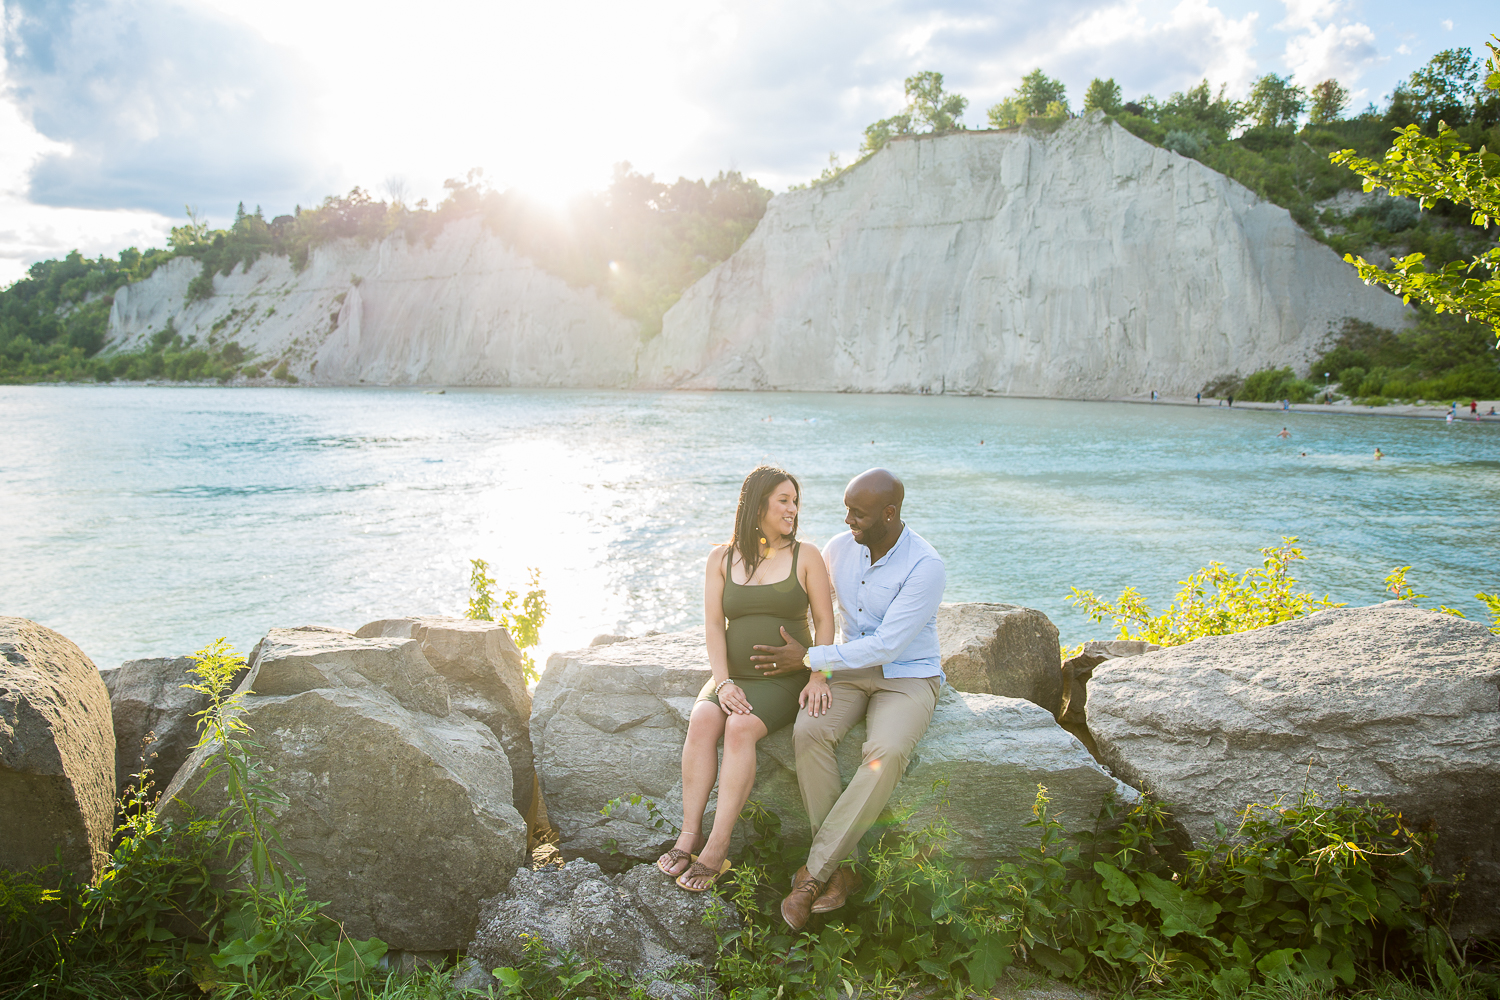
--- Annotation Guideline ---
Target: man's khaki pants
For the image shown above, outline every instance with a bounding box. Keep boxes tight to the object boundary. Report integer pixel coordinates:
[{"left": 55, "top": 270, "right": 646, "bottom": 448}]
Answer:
[{"left": 792, "top": 666, "right": 941, "bottom": 882}]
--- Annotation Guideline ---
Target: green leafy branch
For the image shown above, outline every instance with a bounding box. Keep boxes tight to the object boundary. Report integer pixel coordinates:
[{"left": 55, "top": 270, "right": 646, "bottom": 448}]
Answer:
[
  {"left": 1330, "top": 36, "right": 1500, "bottom": 345},
  {"left": 467, "top": 558, "right": 549, "bottom": 682},
  {"left": 1066, "top": 537, "right": 1343, "bottom": 647}
]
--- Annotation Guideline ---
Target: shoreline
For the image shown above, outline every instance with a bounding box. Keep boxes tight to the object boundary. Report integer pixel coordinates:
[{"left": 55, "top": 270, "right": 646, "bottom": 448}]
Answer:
[
  {"left": 9, "top": 380, "right": 1500, "bottom": 425},
  {"left": 1108, "top": 393, "right": 1500, "bottom": 423}
]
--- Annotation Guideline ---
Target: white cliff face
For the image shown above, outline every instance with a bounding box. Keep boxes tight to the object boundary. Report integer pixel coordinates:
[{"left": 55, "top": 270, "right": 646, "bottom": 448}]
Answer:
[
  {"left": 106, "top": 218, "right": 638, "bottom": 386},
  {"left": 637, "top": 115, "right": 1412, "bottom": 396},
  {"left": 105, "top": 119, "right": 1409, "bottom": 393}
]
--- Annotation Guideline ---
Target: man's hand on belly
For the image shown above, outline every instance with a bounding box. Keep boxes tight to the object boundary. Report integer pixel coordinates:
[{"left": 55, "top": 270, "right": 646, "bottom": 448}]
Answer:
[{"left": 750, "top": 627, "right": 809, "bottom": 677}]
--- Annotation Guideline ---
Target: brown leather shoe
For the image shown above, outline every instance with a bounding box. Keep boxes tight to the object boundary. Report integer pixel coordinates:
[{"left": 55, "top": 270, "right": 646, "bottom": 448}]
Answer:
[
  {"left": 811, "top": 864, "right": 862, "bottom": 913},
  {"left": 780, "top": 866, "right": 825, "bottom": 931}
]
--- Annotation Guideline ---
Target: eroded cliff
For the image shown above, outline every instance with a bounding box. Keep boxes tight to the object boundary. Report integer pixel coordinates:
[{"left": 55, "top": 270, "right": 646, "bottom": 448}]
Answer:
[
  {"left": 104, "top": 116, "right": 1411, "bottom": 394},
  {"left": 637, "top": 115, "right": 1412, "bottom": 395},
  {"left": 106, "top": 217, "right": 638, "bottom": 386}
]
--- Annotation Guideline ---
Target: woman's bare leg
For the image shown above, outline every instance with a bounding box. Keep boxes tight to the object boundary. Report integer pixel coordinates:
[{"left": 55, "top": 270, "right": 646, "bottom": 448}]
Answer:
[
  {"left": 663, "top": 701, "right": 726, "bottom": 874},
  {"left": 680, "top": 711, "right": 767, "bottom": 888}
]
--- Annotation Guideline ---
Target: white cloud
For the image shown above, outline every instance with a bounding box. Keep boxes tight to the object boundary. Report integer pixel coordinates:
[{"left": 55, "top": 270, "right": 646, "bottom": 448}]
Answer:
[
  {"left": 0, "top": 19, "right": 170, "bottom": 287},
  {"left": 1397, "top": 43, "right": 1412, "bottom": 55},
  {"left": 1042, "top": 0, "right": 1262, "bottom": 96},
  {"left": 1441, "top": 18, "right": 1453, "bottom": 30},
  {"left": 4, "top": 0, "right": 330, "bottom": 219},
  {"left": 1282, "top": 20, "right": 1380, "bottom": 84},
  {"left": 1274, "top": 0, "right": 1382, "bottom": 86}
]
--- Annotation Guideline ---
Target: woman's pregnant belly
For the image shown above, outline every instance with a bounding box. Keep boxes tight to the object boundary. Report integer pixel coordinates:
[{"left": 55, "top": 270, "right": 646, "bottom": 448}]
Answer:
[{"left": 726, "top": 614, "right": 813, "bottom": 677}]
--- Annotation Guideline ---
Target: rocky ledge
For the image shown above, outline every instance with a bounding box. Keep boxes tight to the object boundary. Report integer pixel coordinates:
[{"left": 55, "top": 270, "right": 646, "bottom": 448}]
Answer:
[{"left": 3, "top": 598, "right": 1497, "bottom": 959}]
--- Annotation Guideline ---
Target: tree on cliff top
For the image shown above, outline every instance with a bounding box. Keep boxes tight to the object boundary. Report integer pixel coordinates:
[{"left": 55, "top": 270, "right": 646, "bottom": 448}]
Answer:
[
  {"left": 987, "top": 69, "right": 1069, "bottom": 128},
  {"left": 1332, "top": 36, "right": 1500, "bottom": 345},
  {"left": 1309, "top": 79, "right": 1351, "bottom": 124},
  {"left": 1244, "top": 73, "right": 1307, "bottom": 129},
  {"left": 1083, "top": 77, "right": 1122, "bottom": 115},
  {"left": 861, "top": 71, "right": 969, "bottom": 154}
]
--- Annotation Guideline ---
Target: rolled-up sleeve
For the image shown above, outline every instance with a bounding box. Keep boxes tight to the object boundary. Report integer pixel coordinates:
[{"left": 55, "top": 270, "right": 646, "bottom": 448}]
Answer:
[{"left": 809, "top": 555, "right": 946, "bottom": 672}]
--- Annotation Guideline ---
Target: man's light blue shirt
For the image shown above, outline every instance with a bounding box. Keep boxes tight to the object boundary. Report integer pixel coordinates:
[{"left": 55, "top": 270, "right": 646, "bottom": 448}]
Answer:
[{"left": 807, "top": 525, "right": 946, "bottom": 679}]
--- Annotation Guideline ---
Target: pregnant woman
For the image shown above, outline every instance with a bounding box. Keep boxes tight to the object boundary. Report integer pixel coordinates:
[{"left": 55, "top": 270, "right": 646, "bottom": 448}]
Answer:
[{"left": 658, "top": 465, "right": 835, "bottom": 891}]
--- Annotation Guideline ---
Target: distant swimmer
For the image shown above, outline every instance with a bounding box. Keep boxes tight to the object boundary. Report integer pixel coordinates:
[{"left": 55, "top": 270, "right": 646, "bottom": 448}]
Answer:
[
  {"left": 1374, "top": 447, "right": 1384, "bottom": 460},
  {"left": 1299, "top": 451, "right": 1307, "bottom": 457},
  {"left": 1447, "top": 411, "right": 1455, "bottom": 425},
  {"left": 1277, "top": 427, "right": 1290, "bottom": 439}
]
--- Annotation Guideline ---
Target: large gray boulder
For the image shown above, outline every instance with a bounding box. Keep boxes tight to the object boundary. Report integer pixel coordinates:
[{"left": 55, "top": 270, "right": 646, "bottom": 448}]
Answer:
[
  {"left": 0, "top": 619, "right": 116, "bottom": 881},
  {"left": 1087, "top": 602, "right": 1500, "bottom": 938},
  {"left": 532, "top": 628, "right": 1135, "bottom": 869},
  {"left": 161, "top": 625, "right": 527, "bottom": 950},
  {"left": 456, "top": 858, "right": 736, "bottom": 987},
  {"left": 101, "top": 655, "right": 250, "bottom": 796},
  {"left": 937, "top": 602, "right": 1062, "bottom": 714},
  {"left": 355, "top": 616, "right": 534, "bottom": 815}
]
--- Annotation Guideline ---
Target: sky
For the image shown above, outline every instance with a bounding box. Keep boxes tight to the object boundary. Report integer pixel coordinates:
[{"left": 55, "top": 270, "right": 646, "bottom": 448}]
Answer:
[{"left": 0, "top": 0, "right": 1492, "bottom": 287}]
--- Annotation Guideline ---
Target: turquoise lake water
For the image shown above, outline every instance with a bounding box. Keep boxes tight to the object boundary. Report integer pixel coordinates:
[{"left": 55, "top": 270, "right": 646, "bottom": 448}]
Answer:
[{"left": 2, "top": 385, "right": 1496, "bottom": 669}]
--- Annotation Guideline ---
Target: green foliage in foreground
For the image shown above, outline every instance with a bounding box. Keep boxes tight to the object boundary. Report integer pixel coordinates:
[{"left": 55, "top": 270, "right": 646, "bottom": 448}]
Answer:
[
  {"left": 3, "top": 626, "right": 1494, "bottom": 1000},
  {"left": 1331, "top": 38, "right": 1500, "bottom": 345},
  {"left": 0, "top": 639, "right": 389, "bottom": 999},
  {"left": 1068, "top": 538, "right": 1343, "bottom": 647},
  {"left": 466, "top": 558, "right": 549, "bottom": 682},
  {"left": 690, "top": 786, "right": 1467, "bottom": 998}
]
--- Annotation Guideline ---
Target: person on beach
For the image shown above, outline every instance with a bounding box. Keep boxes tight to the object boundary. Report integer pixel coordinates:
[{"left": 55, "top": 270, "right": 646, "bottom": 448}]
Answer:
[
  {"left": 748, "top": 469, "right": 946, "bottom": 930},
  {"left": 656, "top": 465, "right": 835, "bottom": 892},
  {"left": 1196, "top": 392, "right": 1201, "bottom": 404},
  {"left": 1227, "top": 394, "right": 1234, "bottom": 407}
]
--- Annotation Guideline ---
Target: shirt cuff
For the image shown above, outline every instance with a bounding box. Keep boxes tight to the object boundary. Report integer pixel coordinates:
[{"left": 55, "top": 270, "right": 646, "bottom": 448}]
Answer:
[{"left": 808, "top": 645, "right": 837, "bottom": 672}]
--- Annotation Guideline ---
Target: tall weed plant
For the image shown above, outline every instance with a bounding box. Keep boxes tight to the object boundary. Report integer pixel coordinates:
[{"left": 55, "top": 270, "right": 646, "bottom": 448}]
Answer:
[
  {"left": 0, "top": 639, "right": 387, "bottom": 999},
  {"left": 1066, "top": 538, "right": 1342, "bottom": 647},
  {"left": 467, "top": 558, "right": 549, "bottom": 681}
]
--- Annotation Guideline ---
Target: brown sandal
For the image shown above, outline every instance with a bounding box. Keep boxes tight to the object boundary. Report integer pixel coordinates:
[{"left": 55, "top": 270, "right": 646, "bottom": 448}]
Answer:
[
  {"left": 656, "top": 848, "right": 694, "bottom": 877},
  {"left": 675, "top": 856, "right": 732, "bottom": 892}
]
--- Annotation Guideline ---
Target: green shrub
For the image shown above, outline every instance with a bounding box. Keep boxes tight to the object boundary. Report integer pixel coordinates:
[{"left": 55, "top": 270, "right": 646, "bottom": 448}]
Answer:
[
  {"left": 1067, "top": 538, "right": 1341, "bottom": 647},
  {"left": 0, "top": 639, "right": 388, "bottom": 998},
  {"left": 710, "top": 784, "right": 1460, "bottom": 997},
  {"left": 1239, "top": 367, "right": 1317, "bottom": 403},
  {"left": 1338, "top": 365, "right": 1367, "bottom": 391},
  {"left": 1164, "top": 129, "right": 1206, "bottom": 159},
  {"left": 467, "top": 559, "right": 549, "bottom": 682}
]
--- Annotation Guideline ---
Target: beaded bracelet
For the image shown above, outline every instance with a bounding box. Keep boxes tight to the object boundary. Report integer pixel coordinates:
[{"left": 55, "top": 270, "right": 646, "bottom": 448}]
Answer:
[{"left": 714, "top": 678, "right": 735, "bottom": 697}]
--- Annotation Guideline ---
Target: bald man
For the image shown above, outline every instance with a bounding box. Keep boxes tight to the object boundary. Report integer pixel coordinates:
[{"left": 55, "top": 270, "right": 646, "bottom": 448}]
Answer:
[{"left": 750, "top": 468, "right": 946, "bottom": 930}]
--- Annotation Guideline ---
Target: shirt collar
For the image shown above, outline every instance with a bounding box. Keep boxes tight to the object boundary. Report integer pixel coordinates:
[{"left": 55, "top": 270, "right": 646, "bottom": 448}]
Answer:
[{"left": 864, "top": 524, "right": 909, "bottom": 568}]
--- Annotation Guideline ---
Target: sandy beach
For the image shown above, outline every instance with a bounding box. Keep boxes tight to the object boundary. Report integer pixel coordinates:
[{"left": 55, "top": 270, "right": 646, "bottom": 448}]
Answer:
[{"left": 1120, "top": 394, "right": 1500, "bottom": 423}]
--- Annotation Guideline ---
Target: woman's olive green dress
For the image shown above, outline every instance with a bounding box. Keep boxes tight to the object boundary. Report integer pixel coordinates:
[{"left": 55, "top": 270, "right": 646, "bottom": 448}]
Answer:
[{"left": 696, "top": 543, "right": 812, "bottom": 733}]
